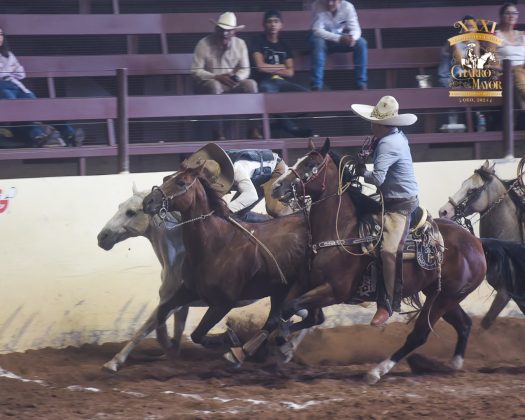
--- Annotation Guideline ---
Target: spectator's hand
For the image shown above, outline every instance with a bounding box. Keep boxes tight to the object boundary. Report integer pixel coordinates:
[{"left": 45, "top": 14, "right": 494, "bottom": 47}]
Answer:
[
  {"left": 215, "top": 73, "right": 237, "bottom": 88},
  {"left": 340, "top": 35, "right": 355, "bottom": 47}
]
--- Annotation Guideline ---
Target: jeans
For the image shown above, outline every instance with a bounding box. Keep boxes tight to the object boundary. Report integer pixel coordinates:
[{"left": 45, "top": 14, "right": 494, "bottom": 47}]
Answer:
[
  {"left": 310, "top": 34, "right": 368, "bottom": 89},
  {"left": 258, "top": 78, "right": 311, "bottom": 135},
  {"left": 0, "top": 80, "right": 76, "bottom": 144}
]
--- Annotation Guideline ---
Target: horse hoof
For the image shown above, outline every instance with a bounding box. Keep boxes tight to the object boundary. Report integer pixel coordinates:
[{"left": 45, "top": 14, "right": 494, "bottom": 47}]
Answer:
[
  {"left": 364, "top": 370, "right": 381, "bottom": 385},
  {"left": 449, "top": 355, "right": 464, "bottom": 371},
  {"left": 223, "top": 351, "right": 242, "bottom": 368},
  {"left": 102, "top": 360, "right": 119, "bottom": 373}
]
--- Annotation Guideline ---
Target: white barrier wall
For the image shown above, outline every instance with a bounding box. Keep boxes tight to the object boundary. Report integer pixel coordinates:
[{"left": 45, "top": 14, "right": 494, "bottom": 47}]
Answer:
[{"left": 0, "top": 158, "right": 523, "bottom": 353}]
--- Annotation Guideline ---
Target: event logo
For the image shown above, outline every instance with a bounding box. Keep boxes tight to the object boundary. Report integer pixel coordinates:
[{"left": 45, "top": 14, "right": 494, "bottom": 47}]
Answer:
[
  {"left": 448, "top": 18, "right": 502, "bottom": 102},
  {"left": 0, "top": 187, "right": 17, "bottom": 213}
]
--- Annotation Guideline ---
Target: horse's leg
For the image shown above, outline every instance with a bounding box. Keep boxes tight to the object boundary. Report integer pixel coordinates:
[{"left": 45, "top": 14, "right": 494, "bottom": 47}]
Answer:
[
  {"left": 190, "top": 305, "right": 233, "bottom": 349},
  {"left": 171, "top": 305, "right": 190, "bottom": 356},
  {"left": 442, "top": 303, "right": 473, "bottom": 370},
  {"left": 103, "top": 308, "right": 159, "bottom": 372},
  {"left": 281, "top": 283, "right": 336, "bottom": 320},
  {"left": 156, "top": 285, "right": 198, "bottom": 357},
  {"left": 365, "top": 292, "right": 455, "bottom": 384},
  {"left": 481, "top": 289, "right": 511, "bottom": 329}
]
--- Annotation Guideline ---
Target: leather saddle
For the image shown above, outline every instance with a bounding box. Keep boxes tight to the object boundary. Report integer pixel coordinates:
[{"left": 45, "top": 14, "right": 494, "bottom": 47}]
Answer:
[{"left": 358, "top": 205, "right": 444, "bottom": 269}]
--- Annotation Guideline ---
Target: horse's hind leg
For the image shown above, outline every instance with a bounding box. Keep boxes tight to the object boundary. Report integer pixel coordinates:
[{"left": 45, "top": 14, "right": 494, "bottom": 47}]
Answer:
[
  {"left": 442, "top": 303, "right": 472, "bottom": 370},
  {"left": 481, "top": 289, "right": 511, "bottom": 330},
  {"left": 366, "top": 293, "right": 454, "bottom": 384}
]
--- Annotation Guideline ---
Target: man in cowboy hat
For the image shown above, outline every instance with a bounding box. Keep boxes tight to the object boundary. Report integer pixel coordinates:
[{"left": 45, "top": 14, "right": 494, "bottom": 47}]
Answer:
[
  {"left": 191, "top": 12, "right": 261, "bottom": 140},
  {"left": 183, "top": 143, "right": 291, "bottom": 221},
  {"left": 351, "top": 96, "right": 419, "bottom": 327}
]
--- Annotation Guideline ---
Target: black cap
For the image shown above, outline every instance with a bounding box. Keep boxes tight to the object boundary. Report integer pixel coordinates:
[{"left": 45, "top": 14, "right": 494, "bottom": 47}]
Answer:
[{"left": 263, "top": 9, "right": 282, "bottom": 23}]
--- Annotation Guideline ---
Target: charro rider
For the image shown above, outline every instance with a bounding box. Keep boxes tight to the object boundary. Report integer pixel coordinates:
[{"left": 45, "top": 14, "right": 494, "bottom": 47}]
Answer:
[
  {"left": 182, "top": 144, "right": 291, "bottom": 221},
  {"left": 352, "top": 96, "right": 419, "bottom": 326}
]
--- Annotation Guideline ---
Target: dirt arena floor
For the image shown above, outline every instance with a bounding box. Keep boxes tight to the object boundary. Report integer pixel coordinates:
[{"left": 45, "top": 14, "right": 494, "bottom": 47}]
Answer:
[{"left": 1, "top": 316, "right": 525, "bottom": 419}]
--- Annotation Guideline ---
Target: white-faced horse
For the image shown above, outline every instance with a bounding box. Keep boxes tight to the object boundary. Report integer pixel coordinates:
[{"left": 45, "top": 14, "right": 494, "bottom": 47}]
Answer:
[
  {"left": 439, "top": 160, "right": 525, "bottom": 327},
  {"left": 97, "top": 186, "right": 188, "bottom": 371}
]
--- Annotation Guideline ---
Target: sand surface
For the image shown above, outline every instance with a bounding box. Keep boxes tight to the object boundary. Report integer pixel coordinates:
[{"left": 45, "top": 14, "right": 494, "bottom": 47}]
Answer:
[{"left": 1, "top": 317, "right": 525, "bottom": 419}]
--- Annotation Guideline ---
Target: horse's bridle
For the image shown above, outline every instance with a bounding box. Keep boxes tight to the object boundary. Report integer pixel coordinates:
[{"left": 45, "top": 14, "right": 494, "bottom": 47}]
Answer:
[
  {"left": 448, "top": 169, "right": 515, "bottom": 234},
  {"left": 288, "top": 152, "right": 330, "bottom": 203},
  {"left": 151, "top": 177, "right": 197, "bottom": 219}
]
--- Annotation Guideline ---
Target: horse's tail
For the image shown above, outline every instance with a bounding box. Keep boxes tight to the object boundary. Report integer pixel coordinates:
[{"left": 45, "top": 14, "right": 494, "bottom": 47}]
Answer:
[{"left": 481, "top": 238, "right": 525, "bottom": 296}]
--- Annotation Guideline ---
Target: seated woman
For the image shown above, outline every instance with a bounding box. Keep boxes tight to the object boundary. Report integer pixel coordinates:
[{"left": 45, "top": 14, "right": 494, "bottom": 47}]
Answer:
[
  {"left": 0, "top": 27, "right": 84, "bottom": 147},
  {"left": 496, "top": 3, "right": 525, "bottom": 103}
]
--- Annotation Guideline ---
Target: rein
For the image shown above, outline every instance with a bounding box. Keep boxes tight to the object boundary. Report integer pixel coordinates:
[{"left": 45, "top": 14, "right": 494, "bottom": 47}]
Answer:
[
  {"left": 152, "top": 179, "right": 289, "bottom": 285},
  {"left": 288, "top": 152, "right": 383, "bottom": 256}
]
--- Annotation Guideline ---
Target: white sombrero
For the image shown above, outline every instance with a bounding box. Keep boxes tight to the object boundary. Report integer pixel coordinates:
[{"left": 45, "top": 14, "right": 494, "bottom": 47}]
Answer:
[
  {"left": 350, "top": 96, "right": 417, "bottom": 126},
  {"left": 211, "top": 12, "right": 245, "bottom": 30}
]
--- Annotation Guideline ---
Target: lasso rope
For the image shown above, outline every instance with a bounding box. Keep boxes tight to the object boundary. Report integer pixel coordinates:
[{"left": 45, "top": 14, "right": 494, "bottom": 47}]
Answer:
[{"left": 227, "top": 216, "right": 288, "bottom": 285}]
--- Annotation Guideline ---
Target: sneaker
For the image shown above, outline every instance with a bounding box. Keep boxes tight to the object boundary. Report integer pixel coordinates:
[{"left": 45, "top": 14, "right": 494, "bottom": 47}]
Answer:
[{"left": 40, "top": 131, "right": 66, "bottom": 148}]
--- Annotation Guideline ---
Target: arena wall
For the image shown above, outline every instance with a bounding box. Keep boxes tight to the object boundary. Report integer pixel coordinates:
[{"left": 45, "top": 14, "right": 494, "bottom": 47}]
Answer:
[{"left": 0, "top": 158, "right": 523, "bottom": 354}]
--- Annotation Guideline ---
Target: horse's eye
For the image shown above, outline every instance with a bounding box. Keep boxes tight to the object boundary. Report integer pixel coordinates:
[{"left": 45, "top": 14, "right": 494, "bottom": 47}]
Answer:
[
  {"left": 126, "top": 209, "right": 137, "bottom": 217},
  {"left": 176, "top": 180, "right": 186, "bottom": 187}
]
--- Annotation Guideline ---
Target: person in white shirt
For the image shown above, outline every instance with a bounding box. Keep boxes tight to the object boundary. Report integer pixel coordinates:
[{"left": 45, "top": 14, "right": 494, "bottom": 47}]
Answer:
[
  {"left": 226, "top": 149, "right": 291, "bottom": 221},
  {"left": 0, "top": 27, "right": 84, "bottom": 147},
  {"left": 191, "top": 12, "right": 261, "bottom": 140},
  {"left": 310, "top": 0, "right": 367, "bottom": 90},
  {"left": 182, "top": 144, "right": 291, "bottom": 222}
]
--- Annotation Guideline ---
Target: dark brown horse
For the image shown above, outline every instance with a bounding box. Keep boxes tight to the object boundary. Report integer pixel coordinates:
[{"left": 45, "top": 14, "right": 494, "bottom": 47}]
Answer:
[
  {"left": 142, "top": 167, "right": 309, "bottom": 355},
  {"left": 270, "top": 139, "right": 487, "bottom": 384}
]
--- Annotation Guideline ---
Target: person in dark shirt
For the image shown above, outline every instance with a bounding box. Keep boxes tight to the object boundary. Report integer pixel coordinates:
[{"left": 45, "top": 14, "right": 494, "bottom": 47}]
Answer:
[{"left": 250, "top": 10, "right": 312, "bottom": 138}]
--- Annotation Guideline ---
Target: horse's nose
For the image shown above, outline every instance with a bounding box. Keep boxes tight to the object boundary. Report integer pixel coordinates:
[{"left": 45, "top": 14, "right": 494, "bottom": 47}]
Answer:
[{"left": 97, "top": 230, "right": 113, "bottom": 250}]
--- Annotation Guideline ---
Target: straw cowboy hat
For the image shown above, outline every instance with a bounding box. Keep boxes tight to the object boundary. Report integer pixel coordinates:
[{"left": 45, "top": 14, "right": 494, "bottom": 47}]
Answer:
[
  {"left": 211, "top": 12, "right": 245, "bottom": 30},
  {"left": 350, "top": 96, "right": 417, "bottom": 126},
  {"left": 182, "top": 143, "right": 234, "bottom": 195}
]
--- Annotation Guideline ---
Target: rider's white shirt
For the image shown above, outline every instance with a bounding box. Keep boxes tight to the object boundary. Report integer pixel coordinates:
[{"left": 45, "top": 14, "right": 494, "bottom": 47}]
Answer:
[{"left": 228, "top": 153, "right": 280, "bottom": 213}]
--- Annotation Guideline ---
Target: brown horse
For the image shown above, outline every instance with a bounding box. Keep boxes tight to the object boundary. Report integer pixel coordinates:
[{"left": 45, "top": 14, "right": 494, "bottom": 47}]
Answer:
[
  {"left": 142, "top": 167, "right": 309, "bottom": 355},
  {"left": 270, "top": 139, "right": 487, "bottom": 384}
]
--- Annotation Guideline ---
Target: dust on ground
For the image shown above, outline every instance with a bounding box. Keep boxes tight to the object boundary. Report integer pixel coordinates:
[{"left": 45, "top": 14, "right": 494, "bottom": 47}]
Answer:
[{"left": 1, "top": 317, "right": 525, "bottom": 419}]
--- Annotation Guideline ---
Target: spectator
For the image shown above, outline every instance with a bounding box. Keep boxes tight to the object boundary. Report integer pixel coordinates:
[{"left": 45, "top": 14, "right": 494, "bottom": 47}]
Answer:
[
  {"left": 0, "top": 27, "right": 84, "bottom": 147},
  {"left": 191, "top": 12, "right": 261, "bottom": 140},
  {"left": 496, "top": 3, "right": 525, "bottom": 102},
  {"left": 250, "top": 10, "right": 313, "bottom": 138},
  {"left": 436, "top": 15, "right": 477, "bottom": 88},
  {"left": 310, "top": 0, "right": 368, "bottom": 91}
]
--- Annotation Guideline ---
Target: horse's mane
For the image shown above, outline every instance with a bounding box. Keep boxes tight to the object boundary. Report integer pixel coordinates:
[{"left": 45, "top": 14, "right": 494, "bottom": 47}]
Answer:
[
  {"left": 328, "top": 150, "right": 382, "bottom": 215},
  {"left": 198, "top": 177, "right": 232, "bottom": 219}
]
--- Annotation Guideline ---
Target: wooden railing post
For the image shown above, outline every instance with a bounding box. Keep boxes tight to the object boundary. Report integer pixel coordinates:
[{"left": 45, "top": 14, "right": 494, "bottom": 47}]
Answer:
[
  {"left": 503, "top": 58, "right": 514, "bottom": 159},
  {"left": 117, "top": 68, "right": 129, "bottom": 173}
]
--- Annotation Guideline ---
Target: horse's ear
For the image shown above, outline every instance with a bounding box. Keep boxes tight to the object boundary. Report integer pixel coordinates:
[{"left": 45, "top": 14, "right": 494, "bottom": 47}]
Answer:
[
  {"left": 482, "top": 159, "right": 490, "bottom": 169},
  {"left": 132, "top": 181, "right": 138, "bottom": 195},
  {"left": 308, "top": 138, "right": 316, "bottom": 150},
  {"left": 320, "top": 138, "right": 330, "bottom": 157}
]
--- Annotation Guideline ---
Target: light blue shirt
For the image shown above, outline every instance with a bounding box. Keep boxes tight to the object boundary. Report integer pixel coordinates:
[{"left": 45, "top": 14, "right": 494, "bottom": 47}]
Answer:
[{"left": 363, "top": 128, "right": 419, "bottom": 199}]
